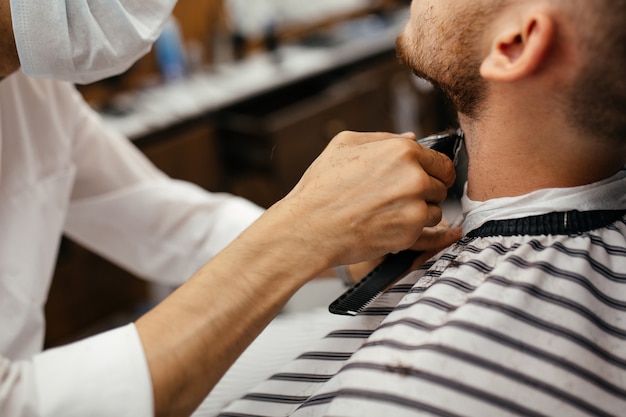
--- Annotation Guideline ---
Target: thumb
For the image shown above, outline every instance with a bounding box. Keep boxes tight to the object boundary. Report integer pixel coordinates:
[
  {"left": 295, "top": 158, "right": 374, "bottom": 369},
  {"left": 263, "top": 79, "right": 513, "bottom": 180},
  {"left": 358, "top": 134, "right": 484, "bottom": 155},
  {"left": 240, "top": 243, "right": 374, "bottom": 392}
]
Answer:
[{"left": 409, "top": 225, "right": 463, "bottom": 252}]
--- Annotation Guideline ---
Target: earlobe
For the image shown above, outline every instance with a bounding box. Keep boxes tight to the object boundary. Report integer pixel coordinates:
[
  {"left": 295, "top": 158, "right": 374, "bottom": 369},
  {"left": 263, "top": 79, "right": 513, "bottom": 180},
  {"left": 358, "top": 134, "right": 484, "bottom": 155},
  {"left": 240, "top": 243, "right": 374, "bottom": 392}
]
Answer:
[{"left": 481, "top": 12, "right": 555, "bottom": 82}]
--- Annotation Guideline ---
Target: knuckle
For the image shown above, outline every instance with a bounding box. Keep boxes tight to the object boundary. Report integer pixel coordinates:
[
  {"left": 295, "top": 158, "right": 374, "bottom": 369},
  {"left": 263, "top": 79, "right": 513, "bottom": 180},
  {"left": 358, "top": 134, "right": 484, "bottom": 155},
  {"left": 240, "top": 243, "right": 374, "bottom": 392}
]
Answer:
[
  {"left": 428, "top": 206, "right": 444, "bottom": 227},
  {"left": 329, "top": 131, "right": 350, "bottom": 146},
  {"left": 334, "top": 130, "right": 357, "bottom": 143},
  {"left": 404, "top": 200, "right": 429, "bottom": 226},
  {"left": 407, "top": 169, "right": 432, "bottom": 193},
  {"left": 387, "top": 136, "right": 416, "bottom": 155},
  {"left": 394, "top": 227, "right": 422, "bottom": 251}
]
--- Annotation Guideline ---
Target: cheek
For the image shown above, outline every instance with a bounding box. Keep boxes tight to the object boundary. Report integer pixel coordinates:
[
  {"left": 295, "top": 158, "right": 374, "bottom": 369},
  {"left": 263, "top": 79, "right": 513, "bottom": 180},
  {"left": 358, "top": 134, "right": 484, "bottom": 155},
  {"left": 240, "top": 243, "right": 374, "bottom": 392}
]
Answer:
[
  {"left": 395, "top": 31, "right": 414, "bottom": 67},
  {"left": 398, "top": 14, "right": 422, "bottom": 51},
  {"left": 412, "top": 0, "right": 439, "bottom": 22}
]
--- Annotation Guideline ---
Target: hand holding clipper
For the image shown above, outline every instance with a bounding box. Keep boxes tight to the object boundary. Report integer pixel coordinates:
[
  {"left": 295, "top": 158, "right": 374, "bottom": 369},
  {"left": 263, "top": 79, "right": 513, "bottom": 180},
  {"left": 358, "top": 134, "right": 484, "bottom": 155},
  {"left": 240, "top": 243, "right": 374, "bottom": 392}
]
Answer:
[{"left": 329, "top": 129, "right": 464, "bottom": 316}]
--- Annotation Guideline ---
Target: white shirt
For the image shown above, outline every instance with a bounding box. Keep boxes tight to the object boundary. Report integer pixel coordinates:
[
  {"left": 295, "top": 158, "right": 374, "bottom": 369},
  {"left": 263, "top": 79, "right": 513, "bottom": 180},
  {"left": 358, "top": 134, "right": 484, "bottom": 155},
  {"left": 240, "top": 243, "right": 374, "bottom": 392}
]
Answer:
[{"left": 0, "top": 71, "right": 264, "bottom": 417}]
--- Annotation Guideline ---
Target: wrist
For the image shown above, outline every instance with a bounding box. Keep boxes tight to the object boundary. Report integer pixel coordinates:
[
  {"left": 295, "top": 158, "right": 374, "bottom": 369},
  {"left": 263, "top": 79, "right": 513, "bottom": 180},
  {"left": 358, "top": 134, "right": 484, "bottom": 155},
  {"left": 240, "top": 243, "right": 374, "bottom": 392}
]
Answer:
[{"left": 227, "top": 199, "right": 334, "bottom": 287}]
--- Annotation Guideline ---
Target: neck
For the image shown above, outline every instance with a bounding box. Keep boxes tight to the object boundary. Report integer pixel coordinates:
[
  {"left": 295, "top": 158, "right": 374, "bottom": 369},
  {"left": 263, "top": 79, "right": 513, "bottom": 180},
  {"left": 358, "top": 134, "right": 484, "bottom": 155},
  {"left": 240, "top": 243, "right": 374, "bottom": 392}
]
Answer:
[{"left": 459, "top": 96, "right": 626, "bottom": 202}]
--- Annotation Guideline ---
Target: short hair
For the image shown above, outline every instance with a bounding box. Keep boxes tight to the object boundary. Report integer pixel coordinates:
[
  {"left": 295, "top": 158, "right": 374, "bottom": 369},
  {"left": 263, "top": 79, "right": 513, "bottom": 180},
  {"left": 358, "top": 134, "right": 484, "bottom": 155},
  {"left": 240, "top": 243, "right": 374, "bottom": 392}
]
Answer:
[{"left": 568, "top": 0, "right": 626, "bottom": 143}]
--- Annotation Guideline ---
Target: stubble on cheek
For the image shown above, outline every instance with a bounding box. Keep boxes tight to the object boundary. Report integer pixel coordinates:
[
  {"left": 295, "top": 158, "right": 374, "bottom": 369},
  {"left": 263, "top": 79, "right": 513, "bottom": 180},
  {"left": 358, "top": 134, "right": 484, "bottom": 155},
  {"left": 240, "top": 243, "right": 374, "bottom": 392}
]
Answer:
[{"left": 395, "top": 5, "right": 492, "bottom": 119}]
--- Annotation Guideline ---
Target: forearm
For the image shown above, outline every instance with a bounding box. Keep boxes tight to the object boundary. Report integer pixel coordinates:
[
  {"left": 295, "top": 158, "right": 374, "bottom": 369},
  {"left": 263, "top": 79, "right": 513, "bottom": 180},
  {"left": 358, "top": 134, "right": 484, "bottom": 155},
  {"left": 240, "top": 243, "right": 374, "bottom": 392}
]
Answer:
[{"left": 136, "top": 201, "right": 329, "bottom": 417}]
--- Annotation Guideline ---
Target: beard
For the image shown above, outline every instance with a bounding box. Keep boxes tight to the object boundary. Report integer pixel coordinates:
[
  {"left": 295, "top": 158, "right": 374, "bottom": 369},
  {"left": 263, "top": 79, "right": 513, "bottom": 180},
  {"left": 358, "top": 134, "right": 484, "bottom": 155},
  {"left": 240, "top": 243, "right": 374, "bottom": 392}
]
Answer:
[{"left": 395, "top": 6, "right": 491, "bottom": 119}]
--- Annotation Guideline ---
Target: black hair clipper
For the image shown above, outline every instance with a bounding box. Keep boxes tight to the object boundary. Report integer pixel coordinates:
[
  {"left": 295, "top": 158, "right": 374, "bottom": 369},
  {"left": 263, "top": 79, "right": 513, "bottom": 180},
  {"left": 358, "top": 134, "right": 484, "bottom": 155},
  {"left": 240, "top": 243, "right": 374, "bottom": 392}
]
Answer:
[{"left": 328, "top": 129, "right": 464, "bottom": 316}]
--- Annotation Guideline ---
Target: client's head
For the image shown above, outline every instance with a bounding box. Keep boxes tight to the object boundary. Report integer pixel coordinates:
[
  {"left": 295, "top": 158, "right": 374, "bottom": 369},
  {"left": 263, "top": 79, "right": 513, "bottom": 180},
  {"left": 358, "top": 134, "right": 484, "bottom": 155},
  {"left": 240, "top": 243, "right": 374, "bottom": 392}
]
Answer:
[{"left": 396, "top": 0, "right": 626, "bottom": 144}]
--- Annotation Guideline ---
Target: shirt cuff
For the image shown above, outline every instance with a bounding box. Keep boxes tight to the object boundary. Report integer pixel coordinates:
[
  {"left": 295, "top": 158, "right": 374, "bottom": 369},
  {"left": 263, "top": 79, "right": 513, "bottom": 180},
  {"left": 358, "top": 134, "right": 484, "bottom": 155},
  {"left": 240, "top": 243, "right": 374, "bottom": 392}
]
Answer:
[
  {"left": 33, "top": 324, "right": 153, "bottom": 417},
  {"left": 205, "top": 196, "right": 265, "bottom": 254}
]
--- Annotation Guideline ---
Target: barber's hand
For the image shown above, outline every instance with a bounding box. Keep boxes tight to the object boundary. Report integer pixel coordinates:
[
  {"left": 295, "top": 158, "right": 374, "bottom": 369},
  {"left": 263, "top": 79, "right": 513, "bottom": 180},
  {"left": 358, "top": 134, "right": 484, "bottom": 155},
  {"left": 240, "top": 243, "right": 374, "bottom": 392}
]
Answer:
[{"left": 273, "top": 130, "right": 456, "bottom": 268}]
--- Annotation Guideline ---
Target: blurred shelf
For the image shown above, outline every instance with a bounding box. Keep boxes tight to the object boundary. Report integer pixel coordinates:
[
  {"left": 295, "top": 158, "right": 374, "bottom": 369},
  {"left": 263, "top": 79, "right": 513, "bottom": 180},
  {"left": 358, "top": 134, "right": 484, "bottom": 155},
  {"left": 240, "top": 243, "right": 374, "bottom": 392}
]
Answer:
[
  {"left": 99, "top": 7, "right": 410, "bottom": 140},
  {"left": 242, "top": 1, "right": 408, "bottom": 51}
]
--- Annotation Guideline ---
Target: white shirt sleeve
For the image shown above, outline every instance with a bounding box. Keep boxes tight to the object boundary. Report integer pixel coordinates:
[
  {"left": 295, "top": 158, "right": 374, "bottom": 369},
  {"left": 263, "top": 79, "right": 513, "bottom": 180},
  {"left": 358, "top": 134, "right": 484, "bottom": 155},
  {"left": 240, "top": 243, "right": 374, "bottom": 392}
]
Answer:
[
  {"left": 1, "top": 76, "right": 262, "bottom": 417},
  {"left": 62, "top": 86, "right": 264, "bottom": 285},
  {"left": 1, "top": 324, "right": 153, "bottom": 417}
]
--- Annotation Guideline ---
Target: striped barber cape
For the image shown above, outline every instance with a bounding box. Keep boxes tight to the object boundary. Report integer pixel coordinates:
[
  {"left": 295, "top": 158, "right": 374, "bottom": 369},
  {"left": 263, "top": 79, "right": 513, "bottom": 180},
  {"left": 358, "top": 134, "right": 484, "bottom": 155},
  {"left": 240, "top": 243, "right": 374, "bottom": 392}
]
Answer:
[{"left": 217, "top": 171, "right": 626, "bottom": 417}]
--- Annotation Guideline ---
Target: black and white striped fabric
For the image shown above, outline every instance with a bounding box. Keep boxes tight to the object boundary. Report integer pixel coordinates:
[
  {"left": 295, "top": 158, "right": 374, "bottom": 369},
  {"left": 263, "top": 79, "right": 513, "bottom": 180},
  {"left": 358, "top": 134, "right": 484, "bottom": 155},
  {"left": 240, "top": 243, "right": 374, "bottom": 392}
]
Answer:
[{"left": 218, "top": 174, "right": 626, "bottom": 417}]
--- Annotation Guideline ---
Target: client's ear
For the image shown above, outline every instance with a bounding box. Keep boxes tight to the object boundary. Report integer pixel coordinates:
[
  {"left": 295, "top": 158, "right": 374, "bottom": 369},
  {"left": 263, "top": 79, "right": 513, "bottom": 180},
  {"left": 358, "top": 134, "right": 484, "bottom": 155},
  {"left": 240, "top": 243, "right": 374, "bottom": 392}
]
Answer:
[{"left": 481, "top": 9, "right": 555, "bottom": 82}]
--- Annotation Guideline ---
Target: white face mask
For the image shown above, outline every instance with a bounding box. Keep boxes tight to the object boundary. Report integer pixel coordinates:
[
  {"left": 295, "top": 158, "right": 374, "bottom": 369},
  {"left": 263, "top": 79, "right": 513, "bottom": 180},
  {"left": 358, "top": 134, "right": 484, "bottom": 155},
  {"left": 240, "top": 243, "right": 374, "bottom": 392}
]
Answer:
[{"left": 10, "top": 0, "right": 178, "bottom": 84}]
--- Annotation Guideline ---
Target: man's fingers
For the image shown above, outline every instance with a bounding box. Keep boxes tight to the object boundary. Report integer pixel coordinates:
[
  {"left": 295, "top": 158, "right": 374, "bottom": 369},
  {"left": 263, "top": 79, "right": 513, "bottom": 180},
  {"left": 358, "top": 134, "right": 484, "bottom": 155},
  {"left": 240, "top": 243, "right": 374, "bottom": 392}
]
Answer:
[
  {"left": 421, "top": 175, "right": 450, "bottom": 205},
  {"left": 407, "top": 223, "right": 462, "bottom": 271},
  {"left": 410, "top": 223, "right": 463, "bottom": 251},
  {"left": 416, "top": 144, "right": 457, "bottom": 188},
  {"left": 331, "top": 131, "right": 455, "bottom": 188},
  {"left": 425, "top": 203, "right": 444, "bottom": 228}
]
